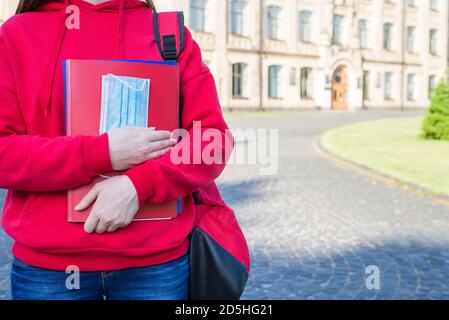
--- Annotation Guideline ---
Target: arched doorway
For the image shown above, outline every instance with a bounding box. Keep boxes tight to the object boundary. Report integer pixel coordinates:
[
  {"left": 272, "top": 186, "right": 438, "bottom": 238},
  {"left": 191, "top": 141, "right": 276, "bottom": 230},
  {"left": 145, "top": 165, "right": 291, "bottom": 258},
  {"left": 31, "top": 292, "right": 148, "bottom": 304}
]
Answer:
[{"left": 331, "top": 66, "right": 348, "bottom": 110}]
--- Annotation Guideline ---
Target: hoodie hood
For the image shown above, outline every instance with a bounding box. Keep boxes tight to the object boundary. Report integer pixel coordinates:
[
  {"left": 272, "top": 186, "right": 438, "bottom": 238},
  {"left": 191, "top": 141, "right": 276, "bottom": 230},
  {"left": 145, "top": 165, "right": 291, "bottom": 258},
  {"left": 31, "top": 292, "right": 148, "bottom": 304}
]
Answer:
[{"left": 39, "top": 0, "right": 148, "bottom": 117}]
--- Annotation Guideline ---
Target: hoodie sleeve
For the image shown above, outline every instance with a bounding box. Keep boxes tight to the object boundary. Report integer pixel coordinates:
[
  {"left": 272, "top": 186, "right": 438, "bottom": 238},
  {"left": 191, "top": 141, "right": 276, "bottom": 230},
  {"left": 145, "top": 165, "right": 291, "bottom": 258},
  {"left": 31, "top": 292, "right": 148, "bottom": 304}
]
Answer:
[
  {"left": 124, "top": 28, "right": 233, "bottom": 206},
  {"left": 0, "top": 29, "right": 112, "bottom": 192}
]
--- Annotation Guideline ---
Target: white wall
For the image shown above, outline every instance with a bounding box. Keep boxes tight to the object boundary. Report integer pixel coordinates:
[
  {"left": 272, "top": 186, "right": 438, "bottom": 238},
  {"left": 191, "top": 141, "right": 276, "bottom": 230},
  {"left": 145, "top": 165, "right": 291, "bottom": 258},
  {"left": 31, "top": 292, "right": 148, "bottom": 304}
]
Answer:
[{"left": 0, "top": 0, "right": 19, "bottom": 22}]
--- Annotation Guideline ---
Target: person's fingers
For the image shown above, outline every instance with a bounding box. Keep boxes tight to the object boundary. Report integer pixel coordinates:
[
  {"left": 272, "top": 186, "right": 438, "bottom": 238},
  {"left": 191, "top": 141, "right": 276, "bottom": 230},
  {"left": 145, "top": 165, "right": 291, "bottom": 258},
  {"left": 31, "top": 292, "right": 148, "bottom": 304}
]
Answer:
[
  {"left": 147, "top": 146, "right": 173, "bottom": 160},
  {"left": 84, "top": 211, "right": 100, "bottom": 234},
  {"left": 146, "top": 130, "right": 172, "bottom": 142},
  {"left": 127, "top": 126, "right": 156, "bottom": 131},
  {"left": 169, "top": 138, "right": 178, "bottom": 147},
  {"left": 149, "top": 138, "right": 177, "bottom": 152},
  {"left": 169, "top": 138, "right": 178, "bottom": 146},
  {"left": 95, "top": 219, "right": 109, "bottom": 234},
  {"left": 107, "top": 224, "right": 119, "bottom": 233},
  {"left": 75, "top": 184, "right": 101, "bottom": 211}
]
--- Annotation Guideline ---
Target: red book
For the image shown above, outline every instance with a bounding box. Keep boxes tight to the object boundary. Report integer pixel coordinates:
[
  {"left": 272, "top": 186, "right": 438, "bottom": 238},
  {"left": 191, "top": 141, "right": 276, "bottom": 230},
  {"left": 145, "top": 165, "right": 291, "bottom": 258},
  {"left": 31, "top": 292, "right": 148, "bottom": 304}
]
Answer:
[{"left": 64, "top": 59, "right": 180, "bottom": 223}]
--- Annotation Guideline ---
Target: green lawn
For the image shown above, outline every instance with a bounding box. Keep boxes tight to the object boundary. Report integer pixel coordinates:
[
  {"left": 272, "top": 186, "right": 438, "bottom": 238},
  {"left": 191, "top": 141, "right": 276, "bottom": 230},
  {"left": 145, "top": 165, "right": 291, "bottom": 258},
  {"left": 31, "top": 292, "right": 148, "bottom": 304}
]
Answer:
[{"left": 321, "top": 116, "right": 449, "bottom": 196}]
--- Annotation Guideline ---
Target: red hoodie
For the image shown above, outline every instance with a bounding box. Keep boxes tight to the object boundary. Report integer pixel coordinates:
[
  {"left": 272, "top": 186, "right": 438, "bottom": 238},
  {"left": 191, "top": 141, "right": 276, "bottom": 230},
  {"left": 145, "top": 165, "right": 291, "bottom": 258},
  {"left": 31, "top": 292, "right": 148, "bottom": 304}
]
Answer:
[{"left": 0, "top": 0, "right": 231, "bottom": 271}]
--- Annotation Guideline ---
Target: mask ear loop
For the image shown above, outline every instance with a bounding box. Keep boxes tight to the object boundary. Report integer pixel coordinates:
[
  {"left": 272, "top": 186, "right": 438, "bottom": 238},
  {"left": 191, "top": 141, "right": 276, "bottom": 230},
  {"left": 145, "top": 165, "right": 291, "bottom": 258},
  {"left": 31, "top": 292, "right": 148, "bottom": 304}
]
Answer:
[{"left": 105, "top": 74, "right": 149, "bottom": 92}]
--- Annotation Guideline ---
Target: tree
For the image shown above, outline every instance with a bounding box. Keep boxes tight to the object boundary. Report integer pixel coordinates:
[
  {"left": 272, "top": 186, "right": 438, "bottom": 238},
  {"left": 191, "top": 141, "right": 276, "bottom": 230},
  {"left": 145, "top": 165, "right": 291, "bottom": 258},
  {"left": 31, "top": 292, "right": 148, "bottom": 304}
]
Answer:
[{"left": 422, "top": 79, "right": 449, "bottom": 140}]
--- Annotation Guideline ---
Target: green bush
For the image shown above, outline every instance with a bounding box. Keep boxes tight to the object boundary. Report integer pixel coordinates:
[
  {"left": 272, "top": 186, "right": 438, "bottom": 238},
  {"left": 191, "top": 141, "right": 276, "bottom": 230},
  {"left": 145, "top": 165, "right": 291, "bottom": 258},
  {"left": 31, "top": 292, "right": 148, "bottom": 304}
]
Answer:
[{"left": 422, "top": 79, "right": 449, "bottom": 140}]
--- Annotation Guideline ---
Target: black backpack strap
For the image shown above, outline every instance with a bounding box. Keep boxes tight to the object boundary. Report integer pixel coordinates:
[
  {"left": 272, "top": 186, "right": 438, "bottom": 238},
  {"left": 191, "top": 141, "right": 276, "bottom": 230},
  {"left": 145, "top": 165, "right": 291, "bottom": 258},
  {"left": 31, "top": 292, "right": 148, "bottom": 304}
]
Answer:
[
  {"left": 153, "top": 11, "right": 185, "bottom": 62},
  {"left": 153, "top": 12, "right": 198, "bottom": 203}
]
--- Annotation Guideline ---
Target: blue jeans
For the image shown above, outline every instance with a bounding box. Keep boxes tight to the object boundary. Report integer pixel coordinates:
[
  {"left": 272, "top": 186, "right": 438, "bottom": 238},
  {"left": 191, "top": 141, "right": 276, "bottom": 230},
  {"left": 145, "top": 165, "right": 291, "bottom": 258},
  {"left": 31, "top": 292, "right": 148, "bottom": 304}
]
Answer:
[{"left": 11, "top": 254, "right": 190, "bottom": 300}]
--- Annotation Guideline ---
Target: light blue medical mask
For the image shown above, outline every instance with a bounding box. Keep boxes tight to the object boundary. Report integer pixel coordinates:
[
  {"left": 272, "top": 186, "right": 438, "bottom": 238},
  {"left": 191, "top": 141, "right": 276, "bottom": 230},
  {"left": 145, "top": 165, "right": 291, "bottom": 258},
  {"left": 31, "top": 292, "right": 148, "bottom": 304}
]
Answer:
[{"left": 99, "top": 74, "right": 150, "bottom": 134}]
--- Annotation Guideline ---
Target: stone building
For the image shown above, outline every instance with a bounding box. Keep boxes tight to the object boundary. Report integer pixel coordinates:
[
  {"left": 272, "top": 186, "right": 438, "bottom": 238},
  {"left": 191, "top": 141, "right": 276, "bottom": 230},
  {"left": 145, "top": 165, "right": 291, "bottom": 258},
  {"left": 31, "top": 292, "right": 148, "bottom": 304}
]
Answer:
[
  {"left": 2, "top": 0, "right": 448, "bottom": 110},
  {"left": 157, "top": 0, "right": 448, "bottom": 110}
]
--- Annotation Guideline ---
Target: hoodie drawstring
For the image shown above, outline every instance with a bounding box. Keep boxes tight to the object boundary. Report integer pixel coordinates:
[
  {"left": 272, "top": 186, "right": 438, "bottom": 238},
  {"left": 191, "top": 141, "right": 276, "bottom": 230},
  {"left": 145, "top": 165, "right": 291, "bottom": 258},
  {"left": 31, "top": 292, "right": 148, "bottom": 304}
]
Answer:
[
  {"left": 42, "top": 0, "right": 70, "bottom": 118},
  {"left": 117, "top": 0, "right": 126, "bottom": 58}
]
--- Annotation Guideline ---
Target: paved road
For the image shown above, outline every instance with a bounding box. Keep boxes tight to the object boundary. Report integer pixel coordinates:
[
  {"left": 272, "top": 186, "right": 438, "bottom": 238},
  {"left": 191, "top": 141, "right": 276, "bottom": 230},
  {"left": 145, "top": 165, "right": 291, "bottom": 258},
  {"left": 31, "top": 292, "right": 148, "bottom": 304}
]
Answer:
[{"left": 2, "top": 110, "right": 449, "bottom": 300}]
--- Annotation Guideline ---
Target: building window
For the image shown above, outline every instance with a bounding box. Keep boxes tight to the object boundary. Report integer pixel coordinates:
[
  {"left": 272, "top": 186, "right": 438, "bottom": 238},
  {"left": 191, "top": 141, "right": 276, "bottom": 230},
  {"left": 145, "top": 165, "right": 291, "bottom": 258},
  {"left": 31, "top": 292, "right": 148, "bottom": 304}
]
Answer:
[
  {"left": 428, "top": 75, "right": 436, "bottom": 98},
  {"left": 268, "top": 65, "right": 282, "bottom": 98},
  {"left": 232, "top": 63, "right": 248, "bottom": 98},
  {"left": 407, "top": 74, "right": 416, "bottom": 101},
  {"left": 190, "top": 0, "right": 208, "bottom": 32},
  {"left": 407, "top": 0, "right": 416, "bottom": 7},
  {"left": 332, "top": 15, "right": 343, "bottom": 45},
  {"left": 429, "top": 29, "right": 437, "bottom": 55},
  {"left": 430, "top": 0, "right": 438, "bottom": 11},
  {"left": 407, "top": 26, "right": 415, "bottom": 53},
  {"left": 383, "top": 23, "right": 393, "bottom": 51},
  {"left": 363, "top": 71, "right": 370, "bottom": 101},
  {"left": 299, "top": 11, "right": 312, "bottom": 43},
  {"left": 358, "top": 19, "right": 368, "bottom": 49},
  {"left": 384, "top": 72, "right": 393, "bottom": 100},
  {"left": 230, "top": 0, "right": 246, "bottom": 36},
  {"left": 300, "top": 68, "right": 313, "bottom": 99},
  {"left": 266, "top": 5, "right": 281, "bottom": 40}
]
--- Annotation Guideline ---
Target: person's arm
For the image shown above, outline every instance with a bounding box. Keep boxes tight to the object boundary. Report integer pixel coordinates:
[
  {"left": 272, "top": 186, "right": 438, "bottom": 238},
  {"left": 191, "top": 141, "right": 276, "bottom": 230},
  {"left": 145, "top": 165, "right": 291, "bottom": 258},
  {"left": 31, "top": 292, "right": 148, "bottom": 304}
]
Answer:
[
  {"left": 76, "top": 28, "right": 233, "bottom": 234},
  {"left": 0, "top": 29, "right": 112, "bottom": 192},
  {"left": 124, "top": 28, "right": 233, "bottom": 207}
]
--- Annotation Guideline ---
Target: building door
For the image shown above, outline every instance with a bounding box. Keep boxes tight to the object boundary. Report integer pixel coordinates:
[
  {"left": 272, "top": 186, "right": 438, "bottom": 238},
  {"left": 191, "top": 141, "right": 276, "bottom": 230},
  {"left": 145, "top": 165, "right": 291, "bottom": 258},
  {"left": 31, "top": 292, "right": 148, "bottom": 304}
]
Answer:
[{"left": 331, "top": 66, "right": 348, "bottom": 110}]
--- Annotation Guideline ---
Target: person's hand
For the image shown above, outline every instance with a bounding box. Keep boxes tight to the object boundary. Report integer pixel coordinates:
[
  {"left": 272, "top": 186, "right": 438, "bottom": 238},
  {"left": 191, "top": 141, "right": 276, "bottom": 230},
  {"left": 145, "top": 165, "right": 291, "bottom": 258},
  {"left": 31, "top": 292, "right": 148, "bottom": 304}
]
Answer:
[
  {"left": 108, "top": 127, "right": 177, "bottom": 171},
  {"left": 75, "top": 176, "right": 139, "bottom": 234}
]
